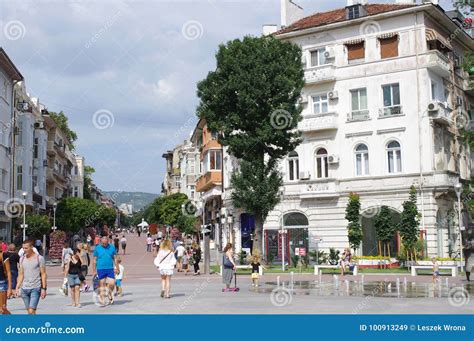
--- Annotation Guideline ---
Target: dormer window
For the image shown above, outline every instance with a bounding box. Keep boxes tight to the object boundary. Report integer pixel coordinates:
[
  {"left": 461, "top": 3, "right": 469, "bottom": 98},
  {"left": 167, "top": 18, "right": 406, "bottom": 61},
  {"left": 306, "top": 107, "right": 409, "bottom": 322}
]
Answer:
[{"left": 346, "top": 5, "right": 366, "bottom": 20}]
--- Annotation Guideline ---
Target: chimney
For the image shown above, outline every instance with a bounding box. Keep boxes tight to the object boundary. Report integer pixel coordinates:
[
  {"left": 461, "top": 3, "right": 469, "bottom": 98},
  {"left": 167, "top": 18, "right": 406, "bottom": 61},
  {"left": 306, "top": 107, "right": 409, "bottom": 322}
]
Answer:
[
  {"left": 281, "top": 0, "right": 304, "bottom": 27},
  {"left": 262, "top": 25, "right": 278, "bottom": 36}
]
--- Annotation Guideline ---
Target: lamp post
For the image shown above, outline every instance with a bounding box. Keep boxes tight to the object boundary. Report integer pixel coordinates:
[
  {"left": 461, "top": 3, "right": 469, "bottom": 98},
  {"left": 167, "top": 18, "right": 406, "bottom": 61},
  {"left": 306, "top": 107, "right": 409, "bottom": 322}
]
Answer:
[
  {"left": 52, "top": 202, "right": 57, "bottom": 231},
  {"left": 454, "top": 182, "right": 464, "bottom": 270},
  {"left": 21, "top": 191, "right": 28, "bottom": 241}
]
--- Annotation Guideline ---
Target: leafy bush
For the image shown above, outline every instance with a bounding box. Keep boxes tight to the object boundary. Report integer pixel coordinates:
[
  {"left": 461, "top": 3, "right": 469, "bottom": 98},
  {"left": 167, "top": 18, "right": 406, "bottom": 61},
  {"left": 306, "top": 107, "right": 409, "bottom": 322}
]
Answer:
[
  {"left": 239, "top": 250, "right": 248, "bottom": 265},
  {"left": 328, "top": 248, "right": 340, "bottom": 265},
  {"left": 309, "top": 250, "right": 328, "bottom": 264},
  {"left": 291, "top": 254, "right": 300, "bottom": 267}
]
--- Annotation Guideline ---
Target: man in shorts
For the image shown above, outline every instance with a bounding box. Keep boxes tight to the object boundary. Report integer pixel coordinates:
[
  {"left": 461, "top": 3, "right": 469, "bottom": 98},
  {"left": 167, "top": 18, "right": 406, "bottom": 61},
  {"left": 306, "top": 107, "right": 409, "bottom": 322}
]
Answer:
[
  {"left": 92, "top": 235, "right": 119, "bottom": 306},
  {"left": 15, "top": 240, "right": 47, "bottom": 314}
]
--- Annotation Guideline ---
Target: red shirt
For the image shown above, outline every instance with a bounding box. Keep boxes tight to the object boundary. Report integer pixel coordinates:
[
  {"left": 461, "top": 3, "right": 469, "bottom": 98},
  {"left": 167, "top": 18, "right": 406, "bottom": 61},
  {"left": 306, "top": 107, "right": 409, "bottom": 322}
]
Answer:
[{"left": 1, "top": 243, "right": 7, "bottom": 252}]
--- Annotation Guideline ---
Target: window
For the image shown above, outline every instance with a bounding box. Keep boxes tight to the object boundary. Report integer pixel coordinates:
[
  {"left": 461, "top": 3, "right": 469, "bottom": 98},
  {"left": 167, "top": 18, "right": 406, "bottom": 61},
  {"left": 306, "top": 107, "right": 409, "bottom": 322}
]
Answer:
[
  {"left": 347, "top": 42, "right": 365, "bottom": 63},
  {"left": 0, "top": 169, "right": 6, "bottom": 191},
  {"left": 188, "top": 159, "right": 195, "bottom": 174},
  {"left": 310, "top": 48, "right": 327, "bottom": 67},
  {"left": 287, "top": 151, "right": 299, "bottom": 181},
  {"left": 347, "top": 5, "right": 360, "bottom": 19},
  {"left": 189, "top": 185, "right": 195, "bottom": 200},
  {"left": 204, "top": 150, "right": 222, "bottom": 171},
  {"left": 350, "top": 88, "right": 368, "bottom": 120},
  {"left": 382, "top": 83, "right": 401, "bottom": 116},
  {"left": 74, "top": 186, "right": 79, "bottom": 197},
  {"left": 312, "top": 94, "right": 328, "bottom": 114},
  {"left": 211, "top": 131, "right": 218, "bottom": 140},
  {"left": 174, "top": 176, "right": 181, "bottom": 188},
  {"left": 34, "top": 138, "right": 39, "bottom": 159},
  {"left": 0, "top": 75, "right": 7, "bottom": 100},
  {"left": 355, "top": 144, "right": 369, "bottom": 176},
  {"left": 315, "top": 148, "right": 329, "bottom": 179},
  {"left": 0, "top": 123, "right": 7, "bottom": 147},
  {"left": 16, "top": 122, "right": 23, "bottom": 146},
  {"left": 431, "top": 81, "right": 437, "bottom": 101},
  {"left": 74, "top": 166, "right": 79, "bottom": 175},
  {"left": 387, "top": 141, "right": 402, "bottom": 173},
  {"left": 380, "top": 36, "right": 398, "bottom": 59},
  {"left": 17, "top": 165, "right": 23, "bottom": 190}
]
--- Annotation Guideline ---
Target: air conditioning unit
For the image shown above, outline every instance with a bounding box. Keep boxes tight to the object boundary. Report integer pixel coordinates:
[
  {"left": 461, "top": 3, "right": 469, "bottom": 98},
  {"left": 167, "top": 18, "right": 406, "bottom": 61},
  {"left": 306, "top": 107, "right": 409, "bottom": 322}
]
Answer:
[
  {"left": 427, "top": 101, "right": 440, "bottom": 112},
  {"left": 328, "top": 155, "right": 339, "bottom": 164},
  {"left": 34, "top": 122, "right": 44, "bottom": 129},
  {"left": 328, "top": 90, "right": 339, "bottom": 100},
  {"left": 299, "top": 171, "right": 310, "bottom": 180},
  {"left": 324, "top": 48, "right": 335, "bottom": 59}
]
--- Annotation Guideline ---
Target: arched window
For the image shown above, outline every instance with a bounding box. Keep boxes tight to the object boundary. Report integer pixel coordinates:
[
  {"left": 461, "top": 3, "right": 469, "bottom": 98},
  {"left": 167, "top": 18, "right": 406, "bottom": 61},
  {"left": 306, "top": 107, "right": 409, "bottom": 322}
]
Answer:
[
  {"left": 387, "top": 141, "right": 402, "bottom": 173},
  {"left": 315, "top": 148, "right": 328, "bottom": 178},
  {"left": 355, "top": 144, "right": 369, "bottom": 176},
  {"left": 283, "top": 212, "right": 309, "bottom": 226},
  {"left": 287, "top": 151, "right": 299, "bottom": 181}
]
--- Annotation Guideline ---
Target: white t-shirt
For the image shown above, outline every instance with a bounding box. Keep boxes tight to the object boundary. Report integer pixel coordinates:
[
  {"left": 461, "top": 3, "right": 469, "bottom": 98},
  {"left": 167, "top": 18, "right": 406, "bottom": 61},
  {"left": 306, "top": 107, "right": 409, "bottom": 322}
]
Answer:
[
  {"left": 146, "top": 237, "right": 152, "bottom": 245},
  {"left": 116, "top": 264, "right": 125, "bottom": 280},
  {"left": 176, "top": 245, "right": 186, "bottom": 257}
]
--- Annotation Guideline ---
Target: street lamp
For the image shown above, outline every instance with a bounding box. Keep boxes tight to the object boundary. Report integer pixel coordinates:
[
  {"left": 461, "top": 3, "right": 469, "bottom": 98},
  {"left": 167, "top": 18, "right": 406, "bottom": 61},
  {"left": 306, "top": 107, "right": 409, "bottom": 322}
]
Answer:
[
  {"left": 52, "top": 202, "right": 57, "bottom": 231},
  {"left": 21, "top": 191, "right": 28, "bottom": 241},
  {"left": 454, "top": 182, "right": 464, "bottom": 270}
]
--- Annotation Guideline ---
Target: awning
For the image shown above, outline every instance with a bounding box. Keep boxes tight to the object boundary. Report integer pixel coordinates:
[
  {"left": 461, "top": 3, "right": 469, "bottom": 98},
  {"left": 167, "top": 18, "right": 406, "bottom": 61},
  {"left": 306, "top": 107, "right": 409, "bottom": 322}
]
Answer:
[
  {"left": 377, "top": 32, "right": 398, "bottom": 39},
  {"left": 344, "top": 38, "right": 365, "bottom": 45},
  {"left": 425, "top": 28, "right": 452, "bottom": 50}
]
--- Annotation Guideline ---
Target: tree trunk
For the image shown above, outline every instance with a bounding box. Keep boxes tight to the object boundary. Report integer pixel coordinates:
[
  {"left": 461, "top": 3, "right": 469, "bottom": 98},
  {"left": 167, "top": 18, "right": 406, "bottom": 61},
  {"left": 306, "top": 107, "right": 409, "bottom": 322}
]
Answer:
[
  {"left": 378, "top": 241, "right": 382, "bottom": 257},
  {"left": 253, "top": 215, "right": 263, "bottom": 257}
]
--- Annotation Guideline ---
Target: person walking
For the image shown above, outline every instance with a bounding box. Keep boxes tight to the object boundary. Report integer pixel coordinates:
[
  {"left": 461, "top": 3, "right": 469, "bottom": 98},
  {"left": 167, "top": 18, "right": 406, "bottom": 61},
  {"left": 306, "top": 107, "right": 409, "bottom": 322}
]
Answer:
[
  {"left": 92, "top": 235, "right": 119, "bottom": 306},
  {"left": 222, "top": 243, "right": 236, "bottom": 289},
  {"left": 175, "top": 242, "right": 186, "bottom": 272},
  {"left": 113, "top": 234, "right": 120, "bottom": 251},
  {"left": 61, "top": 242, "right": 73, "bottom": 273},
  {"left": 154, "top": 239, "right": 176, "bottom": 299},
  {"left": 137, "top": 227, "right": 141, "bottom": 238},
  {"left": 64, "top": 249, "right": 82, "bottom": 307},
  {"left": 465, "top": 249, "right": 474, "bottom": 282},
  {"left": 182, "top": 249, "right": 190, "bottom": 275},
  {"left": 15, "top": 240, "right": 47, "bottom": 315},
  {"left": 146, "top": 235, "right": 153, "bottom": 252},
  {"left": 5, "top": 244, "right": 19, "bottom": 294},
  {"left": 79, "top": 243, "right": 90, "bottom": 292},
  {"left": 192, "top": 243, "right": 201, "bottom": 276},
  {"left": 120, "top": 235, "right": 127, "bottom": 255},
  {"left": 115, "top": 258, "right": 125, "bottom": 297},
  {"left": 0, "top": 247, "right": 12, "bottom": 314}
]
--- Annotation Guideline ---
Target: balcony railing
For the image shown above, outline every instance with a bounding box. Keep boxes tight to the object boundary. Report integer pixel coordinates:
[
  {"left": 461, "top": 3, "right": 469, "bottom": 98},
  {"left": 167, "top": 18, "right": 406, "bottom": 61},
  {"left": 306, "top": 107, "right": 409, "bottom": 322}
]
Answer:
[
  {"left": 298, "top": 113, "right": 338, "bottom": 132},
  {"left": 300, "top": 179, "right": 339, "bottom": 199},
  {"left": 46, "top": 141, "right": 56, "bottom": 156},
  {"left": 196, "top": 171, "right": 222, "bottom": 192},
  {"left": 428, "top": 101, "right": 452, "bottom": 125},
  {"left": 424, "top": 50, "right": 451, "bottom": 78},
  {"left": 379, "top": 105, "right": 403, "bottom": 117},
  {"left": 347, "top": 110, "right": 370, "bottom": 122},
  {"left": 304, "top": 64, "right": 336, "bottom": 84}
]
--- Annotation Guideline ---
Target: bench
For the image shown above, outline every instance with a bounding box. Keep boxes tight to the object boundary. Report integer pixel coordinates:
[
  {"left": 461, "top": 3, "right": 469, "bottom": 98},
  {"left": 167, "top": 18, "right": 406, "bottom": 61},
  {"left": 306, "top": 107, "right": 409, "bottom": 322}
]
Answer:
[
  {"left": 410, "top": 265, "right": 458, "bottom": 277},
  {"left": 220, "top": 265, "right": 263, "bottom": 276},
  {"left": 314, "top": 264, "right": 358, "bottom": 276}
]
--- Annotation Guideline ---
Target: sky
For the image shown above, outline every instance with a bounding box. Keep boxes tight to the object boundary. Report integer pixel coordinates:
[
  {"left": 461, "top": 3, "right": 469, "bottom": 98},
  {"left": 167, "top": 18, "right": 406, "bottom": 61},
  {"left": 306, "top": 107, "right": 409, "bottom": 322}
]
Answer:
[{"left": 0, "top": 0, "right": 455, "bottom": 194}]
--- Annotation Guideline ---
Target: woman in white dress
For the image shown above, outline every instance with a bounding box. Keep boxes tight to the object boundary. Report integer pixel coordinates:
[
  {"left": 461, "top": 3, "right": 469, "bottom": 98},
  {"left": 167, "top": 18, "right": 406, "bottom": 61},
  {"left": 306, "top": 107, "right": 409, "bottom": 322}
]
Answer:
[{"left": 154, "top": 239, "right": 176, "bottom": 298}]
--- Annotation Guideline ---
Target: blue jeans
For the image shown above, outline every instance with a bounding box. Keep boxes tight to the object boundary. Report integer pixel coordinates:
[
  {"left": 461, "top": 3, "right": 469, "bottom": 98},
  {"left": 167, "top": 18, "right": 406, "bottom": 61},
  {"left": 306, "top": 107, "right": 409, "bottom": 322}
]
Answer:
[{"left": 21, "top": 287, "right": 41, "bottom": 310}]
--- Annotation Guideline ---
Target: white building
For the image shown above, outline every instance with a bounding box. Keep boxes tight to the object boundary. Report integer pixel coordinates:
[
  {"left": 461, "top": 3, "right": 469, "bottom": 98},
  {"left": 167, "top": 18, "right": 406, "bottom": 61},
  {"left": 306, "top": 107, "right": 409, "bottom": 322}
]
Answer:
[
  {"left": 0, "top": 48, "right": 23, "bottom": 240},
  {"left": 70, "top": 153, "right": 84, "bottom": 199},
  {"left": 222, "top": 0, "right": 473, "bottom": 260}
]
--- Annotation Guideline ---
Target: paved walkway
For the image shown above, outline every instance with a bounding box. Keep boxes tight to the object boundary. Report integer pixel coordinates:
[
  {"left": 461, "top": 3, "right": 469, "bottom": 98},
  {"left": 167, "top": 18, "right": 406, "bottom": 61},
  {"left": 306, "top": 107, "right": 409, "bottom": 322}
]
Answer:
[{"left": 9, "top": 234, "right": 471, "bottom": 314}]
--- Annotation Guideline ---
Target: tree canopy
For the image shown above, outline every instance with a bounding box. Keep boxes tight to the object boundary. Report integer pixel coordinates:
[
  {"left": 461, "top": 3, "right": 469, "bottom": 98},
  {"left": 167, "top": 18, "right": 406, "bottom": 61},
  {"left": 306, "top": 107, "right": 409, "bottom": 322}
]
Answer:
[{"left": 49, "top": 111, "right": 78, "bottom": 149}]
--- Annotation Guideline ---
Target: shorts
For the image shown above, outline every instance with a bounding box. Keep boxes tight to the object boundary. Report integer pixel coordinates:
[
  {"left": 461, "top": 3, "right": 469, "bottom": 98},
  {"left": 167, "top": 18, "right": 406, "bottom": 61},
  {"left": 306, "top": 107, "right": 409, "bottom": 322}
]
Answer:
[
  {"left": 160, "top": 269, "right": 173, "bottom": 276},
  {"left": 177, "top": 256, "right": 183, "bottom": 263},
  {"left": 0, "top": 280, "right": 8, "bottom": 292},
  {"left": 67, "top": 274, "right": 81, "bottom": 287},
  {"left": 182, "top": 264, "right": 188, "bottom": 270},
  {"left": 21, "top": 287, "right": 41, "bottom": 310},
  {"left": 434, "top": 271, "right": 440, "bottom": 277},
  {"left": 97, "top": 269, "right": 115, "bottom": 280},
  {"left": 116, "top": 279, "right": 122, "bottom": 287},
  {"left": 251, "top": 273, "right": 259, "bottom": 279},
  {"left": 121, "top": 243, "right": 127, "bottom": 250}
]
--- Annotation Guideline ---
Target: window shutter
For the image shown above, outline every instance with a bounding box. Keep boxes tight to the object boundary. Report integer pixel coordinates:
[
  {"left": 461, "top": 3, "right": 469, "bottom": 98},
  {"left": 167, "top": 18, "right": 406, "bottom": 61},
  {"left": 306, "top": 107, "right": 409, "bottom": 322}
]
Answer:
[
  {"left": 380, "top": 36, "right": 398, "bottom": 59},
  {"left": 347, "top": 42, "right": 365, "bottom": 61}
]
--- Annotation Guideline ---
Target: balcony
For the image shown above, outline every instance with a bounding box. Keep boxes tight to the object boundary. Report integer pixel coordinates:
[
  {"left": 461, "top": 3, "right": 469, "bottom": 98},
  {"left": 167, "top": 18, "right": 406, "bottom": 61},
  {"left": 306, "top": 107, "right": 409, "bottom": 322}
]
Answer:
[
  {"left": 46, "top": 141, "right": 56, "bottom": 156},
  {"left": 304, "top": 64, "right": 336, "bottom": 84},
  {"left": 55, "top": 142, "right": 66, "bottom": 157},
  {"left": 300, "top": 179, "right": 339, "bottom": 199},
  {"left": 424, "top": 50, "right": 451, "bottom": 78},
  {"left": 196, "top": 171, "right": 222, "bottom": 192},
  {"left": 379, "top": 105, "right": 403, "bottom": 118},
  {"left": 53, "top": 169, "right": 67, "bottom": 183},
  {"left": 427, "top": 101, "right": 452, "bottom": 126},
  {"left": 299, "top": 113, "right": 338, "bottom": 132},
  {"left": 347, "top": 110, "right": 370, "bottom": 122}
]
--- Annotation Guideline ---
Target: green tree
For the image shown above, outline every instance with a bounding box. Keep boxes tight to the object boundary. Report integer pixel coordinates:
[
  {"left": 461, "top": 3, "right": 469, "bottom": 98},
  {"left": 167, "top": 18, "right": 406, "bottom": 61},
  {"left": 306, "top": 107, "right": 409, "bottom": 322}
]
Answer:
[
  {"left": 24, "top": 214, "right": 51, "bottom": 239},
  {"left": 56, "top": 197, "right": 100, "bottom": 232},
  {"left": 196, "top": 36, "right": 305, "bottom": 253},
  {"left": 374, "top": 206, "right": 396, "bottom": 258},
  {"left": 100, "top": 206, "right": 117, "bottom": 228},
  {"left": 83, "top": 165, "right": 95, "bottom": 201},
  {"left": 345, "top": 192, "right": 363, "bottom": 253},
  {"left": 49, "top": 111, "right": 78, "bottom": 149},
  {"left": 159, "top": 193, "right": 189, "bottom": 226},
  {"left": 398, "top": 186, "right": 420, "bottom": 261}
]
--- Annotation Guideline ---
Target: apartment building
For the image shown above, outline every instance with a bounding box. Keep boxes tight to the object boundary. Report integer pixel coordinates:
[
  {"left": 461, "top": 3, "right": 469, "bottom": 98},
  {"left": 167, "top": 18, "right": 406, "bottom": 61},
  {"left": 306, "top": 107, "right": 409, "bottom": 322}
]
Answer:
[
  {"left": 161, "top": 141, "right": 187, "bottom": 195},
  {"left": 0, "top": 48, "right": 23, "bottom": 240}
]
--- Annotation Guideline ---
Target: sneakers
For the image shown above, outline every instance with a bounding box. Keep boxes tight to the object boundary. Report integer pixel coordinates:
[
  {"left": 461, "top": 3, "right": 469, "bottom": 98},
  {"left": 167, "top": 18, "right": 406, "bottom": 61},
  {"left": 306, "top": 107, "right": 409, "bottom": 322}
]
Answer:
[{"left": 84, "top": 284, "right": 90, "bottom": 292}]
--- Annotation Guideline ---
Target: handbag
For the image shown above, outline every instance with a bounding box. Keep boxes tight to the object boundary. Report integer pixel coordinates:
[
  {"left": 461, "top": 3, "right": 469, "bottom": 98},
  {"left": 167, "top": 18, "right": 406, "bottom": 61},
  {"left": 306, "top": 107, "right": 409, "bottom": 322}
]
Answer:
[{"left": 223, "top": 255, "right": 234, "bottom": 269}]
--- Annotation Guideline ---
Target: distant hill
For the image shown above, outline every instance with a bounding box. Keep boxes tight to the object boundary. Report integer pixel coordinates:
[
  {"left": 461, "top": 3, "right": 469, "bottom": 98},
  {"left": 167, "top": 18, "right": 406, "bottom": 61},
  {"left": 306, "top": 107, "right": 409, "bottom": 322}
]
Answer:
[{"left": 104, "top": 191, "right": 159, "bottom": 212}]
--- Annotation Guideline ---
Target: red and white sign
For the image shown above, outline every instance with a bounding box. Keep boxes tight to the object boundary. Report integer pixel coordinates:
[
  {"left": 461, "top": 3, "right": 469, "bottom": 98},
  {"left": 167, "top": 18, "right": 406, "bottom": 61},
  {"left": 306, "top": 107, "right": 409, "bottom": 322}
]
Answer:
[{"left": 299, "top": 248, "right": 306, "bottom": 256}]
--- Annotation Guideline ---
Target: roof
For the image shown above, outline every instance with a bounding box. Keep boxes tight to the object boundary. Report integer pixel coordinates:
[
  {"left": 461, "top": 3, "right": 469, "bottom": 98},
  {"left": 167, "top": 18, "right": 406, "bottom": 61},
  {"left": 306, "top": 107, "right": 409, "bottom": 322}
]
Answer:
[
  {"left": 275, "top": 3, "right": 417, "bottom": 35},
  {"left": 0, "top": 48, "right": 23, "bottom": 81}
]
